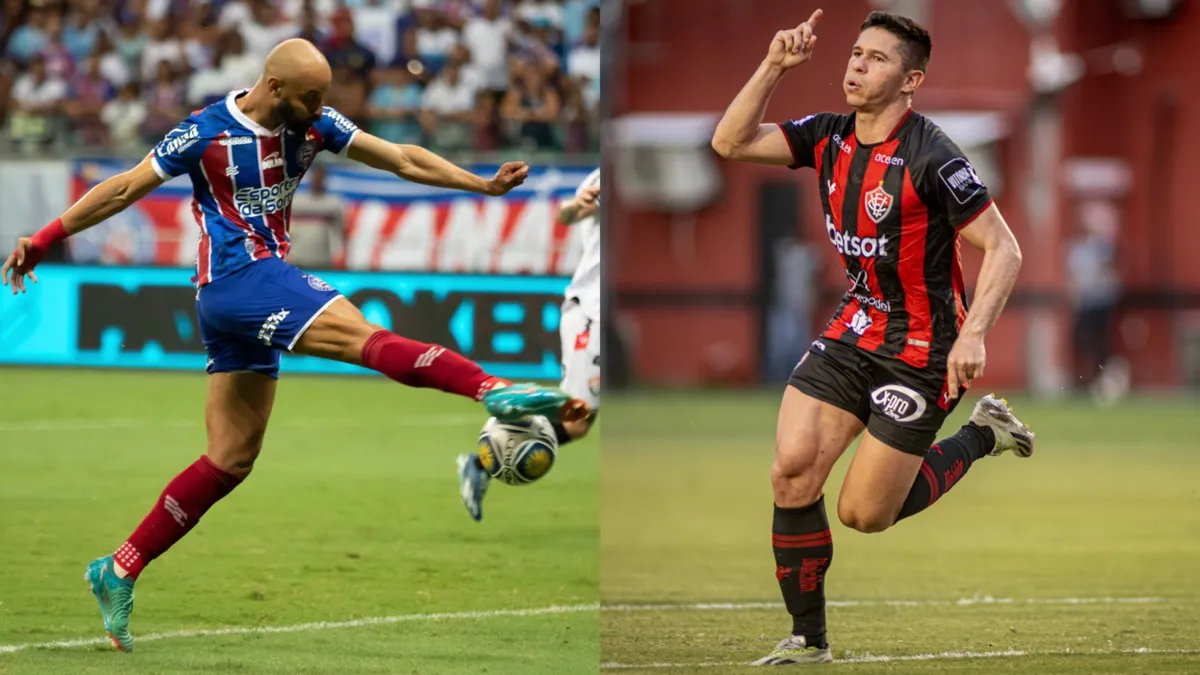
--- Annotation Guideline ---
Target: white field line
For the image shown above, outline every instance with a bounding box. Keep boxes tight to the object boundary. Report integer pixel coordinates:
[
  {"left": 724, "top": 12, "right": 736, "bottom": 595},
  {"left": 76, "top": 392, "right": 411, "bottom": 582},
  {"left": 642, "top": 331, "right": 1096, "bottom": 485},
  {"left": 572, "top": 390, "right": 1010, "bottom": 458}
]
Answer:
[
  {"left": 0, "top": 596, "right": 1173, "bottom": 655},
  {"left": 600, "top": 648, "right": 1200, "bottom": 669},
  {"left": 603, "top": 596, "right": 1166, "bottom": 611},
  {"left": 0, "top": 415, "right": 480, "bottom": 433},
  {"left": 0, "top": 603, "right": 599, "bottom": 654}
]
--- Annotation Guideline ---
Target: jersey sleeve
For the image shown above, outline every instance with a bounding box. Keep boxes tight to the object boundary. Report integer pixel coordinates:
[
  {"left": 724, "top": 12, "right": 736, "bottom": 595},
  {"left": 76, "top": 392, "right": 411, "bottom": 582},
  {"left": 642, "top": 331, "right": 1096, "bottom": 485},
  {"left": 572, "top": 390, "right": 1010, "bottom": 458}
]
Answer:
[
  {"left": 576, "top": 168, "right": 600, "bottom": 198},
  {"left": 313, "top": 106, "right": 360, "bottom": 156},
  {"left": 920, "top": 134, "right": 994, "bottom": 230},
  {"left": 777, "top": 113, "right": 840, "bottom": 170},
  {"left": 149, "top": 120, "right": 206, "bottom": 179}
]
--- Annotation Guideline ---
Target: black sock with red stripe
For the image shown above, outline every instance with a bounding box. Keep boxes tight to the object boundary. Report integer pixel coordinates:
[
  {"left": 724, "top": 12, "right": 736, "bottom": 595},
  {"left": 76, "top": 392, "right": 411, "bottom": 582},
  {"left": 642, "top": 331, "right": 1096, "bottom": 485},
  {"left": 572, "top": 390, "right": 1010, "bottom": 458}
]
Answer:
[
  {"left": 894, "top": 422, "right": 995, "bottom": 523},
  {"left": 773, "top": 497, "right": 833, "bottom": 649}
]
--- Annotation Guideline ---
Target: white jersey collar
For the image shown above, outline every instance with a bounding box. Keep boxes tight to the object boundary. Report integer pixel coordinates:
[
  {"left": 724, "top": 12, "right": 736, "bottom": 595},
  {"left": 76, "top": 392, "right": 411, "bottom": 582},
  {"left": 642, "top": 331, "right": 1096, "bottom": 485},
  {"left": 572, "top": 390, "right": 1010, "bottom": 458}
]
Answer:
[{"left": 226, "top": 89, "right": 283, "bottom": 137}]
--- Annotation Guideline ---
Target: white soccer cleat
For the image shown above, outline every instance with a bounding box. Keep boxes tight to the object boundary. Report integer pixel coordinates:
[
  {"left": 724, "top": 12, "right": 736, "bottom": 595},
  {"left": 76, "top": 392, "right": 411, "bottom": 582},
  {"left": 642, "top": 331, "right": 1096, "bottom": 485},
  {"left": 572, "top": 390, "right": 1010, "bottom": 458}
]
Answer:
[
  {"left": 456, "top": 453, "right": 491, "bottom": 522},
  {"left": 750, "top": 635, "right": 833, "bottom": 666},
  {"left": 969, "top": 394, "right": 1035, "bottom": 458}
]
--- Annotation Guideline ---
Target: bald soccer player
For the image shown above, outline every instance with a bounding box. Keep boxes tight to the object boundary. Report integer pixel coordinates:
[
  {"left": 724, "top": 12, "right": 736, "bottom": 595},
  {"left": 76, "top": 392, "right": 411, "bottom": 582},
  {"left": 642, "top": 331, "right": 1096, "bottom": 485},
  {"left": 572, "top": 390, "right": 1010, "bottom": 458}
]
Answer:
[{"left": 2, "top": 39, "right": 587, "bottom": 652}]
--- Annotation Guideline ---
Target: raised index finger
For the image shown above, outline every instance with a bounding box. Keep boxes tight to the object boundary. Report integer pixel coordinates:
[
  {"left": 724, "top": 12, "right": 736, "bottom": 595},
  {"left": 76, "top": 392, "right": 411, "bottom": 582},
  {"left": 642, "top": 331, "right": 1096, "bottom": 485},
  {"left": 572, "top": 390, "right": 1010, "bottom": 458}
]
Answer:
[{"left": 801, "top": 8, "right": 823, "bottom": 30}]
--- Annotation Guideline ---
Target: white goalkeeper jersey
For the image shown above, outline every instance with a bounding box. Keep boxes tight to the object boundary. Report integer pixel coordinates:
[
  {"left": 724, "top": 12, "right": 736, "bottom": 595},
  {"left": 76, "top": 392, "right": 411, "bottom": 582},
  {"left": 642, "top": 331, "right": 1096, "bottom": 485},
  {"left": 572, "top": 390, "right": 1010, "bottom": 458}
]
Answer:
[{"left": 564, "top": 167, "right": 601, "bottom": 319}]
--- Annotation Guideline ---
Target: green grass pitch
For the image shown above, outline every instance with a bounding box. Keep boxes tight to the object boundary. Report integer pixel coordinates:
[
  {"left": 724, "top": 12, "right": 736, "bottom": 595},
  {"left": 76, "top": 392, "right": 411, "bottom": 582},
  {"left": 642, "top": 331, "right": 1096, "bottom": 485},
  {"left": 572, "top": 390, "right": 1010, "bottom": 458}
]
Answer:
[
  {"left": 0, "top": 368, "right": 598, "bottom": 675},
  {"left": 6, "top": 369, "right": 1200, "bottom": 674},
  {"left": 601, "top": 390, "right": 1200, "bottom": 674}
]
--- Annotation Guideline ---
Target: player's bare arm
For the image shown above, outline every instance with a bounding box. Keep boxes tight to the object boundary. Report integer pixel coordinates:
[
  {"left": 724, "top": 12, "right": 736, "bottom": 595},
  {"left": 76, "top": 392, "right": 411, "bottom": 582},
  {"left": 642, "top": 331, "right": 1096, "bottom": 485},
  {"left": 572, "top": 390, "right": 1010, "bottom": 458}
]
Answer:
[
  {"left": 2, "top": 155, "right": 165, "bottom": 293},
  {"left": 558, "top": 184, "right": 599, "bottom": 225},
  {"left": 345, "top": 131, "right": 529, "bottom": 196},
  {"left": 945, "top": 204, "right": 1023, "bottom": 396},
  {"left": 710, "top": 9, "right": 822, "bottom": 164}
]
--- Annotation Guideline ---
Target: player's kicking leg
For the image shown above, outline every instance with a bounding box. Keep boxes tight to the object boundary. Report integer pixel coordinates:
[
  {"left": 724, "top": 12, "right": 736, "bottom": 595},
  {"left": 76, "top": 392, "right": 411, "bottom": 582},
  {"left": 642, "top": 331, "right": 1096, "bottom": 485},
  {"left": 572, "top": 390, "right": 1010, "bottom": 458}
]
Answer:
[
  {"left": 837, "top": 394, "right": 1034, "bottom": 535},
  {"left": 548, "top": 300, "right": 601, "bottom": 443},
  {"left": 87, "top": 370, "right": 275, "bottom": 651},
  {"left": 457, "top": 300, "right": 601, "bottom": 521},
  {"left": 292, "top": 294, "right": 588, "bottom": 422}
]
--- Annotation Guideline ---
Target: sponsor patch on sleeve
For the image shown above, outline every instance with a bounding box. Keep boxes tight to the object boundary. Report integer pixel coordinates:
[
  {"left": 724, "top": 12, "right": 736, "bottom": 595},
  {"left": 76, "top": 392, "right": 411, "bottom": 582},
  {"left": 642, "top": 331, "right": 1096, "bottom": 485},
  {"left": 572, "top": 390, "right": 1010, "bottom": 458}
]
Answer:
[
  {"left": 937, "top": 157, "right": 985, "bottom": 205},
  {"left": 788, "top": 114, "right": 816, "bottom": 129}
]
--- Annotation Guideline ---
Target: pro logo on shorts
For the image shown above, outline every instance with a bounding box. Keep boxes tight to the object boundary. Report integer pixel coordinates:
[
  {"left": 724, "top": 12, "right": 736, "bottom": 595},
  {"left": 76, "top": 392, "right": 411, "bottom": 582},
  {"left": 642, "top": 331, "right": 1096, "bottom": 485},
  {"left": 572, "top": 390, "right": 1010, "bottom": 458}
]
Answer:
[
  {"left": 306, "top": 275, "right": 333, "bottom": 292},
  {"left": 870, "top": 384, "right": 928, "bottom": 424},
  {"left": 863, "top": 183, "right": 894, "bottom": 223}
]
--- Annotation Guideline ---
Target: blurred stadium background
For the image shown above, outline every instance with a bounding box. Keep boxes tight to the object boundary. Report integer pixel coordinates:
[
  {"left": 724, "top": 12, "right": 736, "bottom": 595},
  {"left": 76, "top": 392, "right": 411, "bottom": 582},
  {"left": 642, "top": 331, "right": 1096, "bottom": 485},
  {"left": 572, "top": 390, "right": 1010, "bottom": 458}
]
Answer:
[
  {"left": 0, "top": 0, "right": 601, "bottom": 378},
  {"left": 602, "top": 1, "right": 1200, "bottom": 673},
  {"left": 606, "top": 0, "right": 1200, "bottom": 399},
  {"left": 0, "top": 0, "right": 599, "bottom": 671}
]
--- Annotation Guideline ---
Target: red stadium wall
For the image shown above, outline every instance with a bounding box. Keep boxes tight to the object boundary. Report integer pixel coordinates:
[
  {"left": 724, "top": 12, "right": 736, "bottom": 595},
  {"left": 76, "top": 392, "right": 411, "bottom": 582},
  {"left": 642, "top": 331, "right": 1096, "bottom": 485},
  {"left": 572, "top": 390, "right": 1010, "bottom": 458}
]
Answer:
[
  {"left": 1054, "top": 0, "right": 1200, "bottom": 387},
  {"left": 610, "top": 0, "right": 1200, "bottom": 389}
]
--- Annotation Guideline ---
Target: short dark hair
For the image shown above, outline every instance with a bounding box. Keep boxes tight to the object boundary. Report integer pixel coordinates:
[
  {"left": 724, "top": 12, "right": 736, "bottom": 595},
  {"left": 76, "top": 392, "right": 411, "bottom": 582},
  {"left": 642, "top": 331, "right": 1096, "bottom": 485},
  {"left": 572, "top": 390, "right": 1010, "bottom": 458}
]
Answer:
[{"left": 860, "top": 11, "right": 932, "bottom": 73}]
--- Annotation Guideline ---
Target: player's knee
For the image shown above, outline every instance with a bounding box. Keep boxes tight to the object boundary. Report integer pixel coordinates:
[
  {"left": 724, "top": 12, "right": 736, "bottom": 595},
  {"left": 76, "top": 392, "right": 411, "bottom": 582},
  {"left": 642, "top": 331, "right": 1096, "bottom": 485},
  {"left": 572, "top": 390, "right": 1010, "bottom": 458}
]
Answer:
[
  {"left": 339, "top": 321, "right": 386, "bottom": 362},
  {"left": 836, "top": 500, "right": 894, "bottom": 534},
  {"left": 295, "top": 299, "right": 384, "bottom": 363},
  {"left": 207, "top": 450, "right": 258, "bottom": 479},
  {"left": 771, "top": 454, "right": 823, "bottom": 506},
  {"left": 207, "top": 432, "right": 266, "bottom": 479}
]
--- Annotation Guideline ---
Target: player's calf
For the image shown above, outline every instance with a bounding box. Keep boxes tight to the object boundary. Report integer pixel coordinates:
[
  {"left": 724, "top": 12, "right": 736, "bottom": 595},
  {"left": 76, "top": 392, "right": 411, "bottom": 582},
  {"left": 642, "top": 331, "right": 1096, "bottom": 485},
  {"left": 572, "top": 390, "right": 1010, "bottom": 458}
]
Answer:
[
  {"left": 891, "top": 395, "right": 1032, "bottom": 526},
  {"left": 112, "top": 455, "right": 244, "bottom": 580},
  {"left": 838, "top": 423, "right": 991, "bottom": 533},
  {"left": 835, "top": 434, "right": 926, "bottom": 534}
]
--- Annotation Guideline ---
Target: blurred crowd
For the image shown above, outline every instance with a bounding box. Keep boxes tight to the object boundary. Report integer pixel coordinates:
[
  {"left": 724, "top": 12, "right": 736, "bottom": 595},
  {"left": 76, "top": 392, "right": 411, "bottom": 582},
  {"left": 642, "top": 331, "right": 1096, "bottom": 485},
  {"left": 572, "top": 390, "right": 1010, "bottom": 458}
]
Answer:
[{"left": 0, "top": 0, "right": 601, "bottom": 155}]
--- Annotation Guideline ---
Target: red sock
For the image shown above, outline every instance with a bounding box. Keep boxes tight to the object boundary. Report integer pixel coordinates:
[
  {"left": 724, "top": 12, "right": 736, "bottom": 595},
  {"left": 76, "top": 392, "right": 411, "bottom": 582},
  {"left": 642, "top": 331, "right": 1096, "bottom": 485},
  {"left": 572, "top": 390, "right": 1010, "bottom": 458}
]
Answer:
[
  {"left": 114, "top": 455, "right": 241, "bottom": 579},
  {"left": 360, "top": 330, "right": 507, "bottom": 400}
]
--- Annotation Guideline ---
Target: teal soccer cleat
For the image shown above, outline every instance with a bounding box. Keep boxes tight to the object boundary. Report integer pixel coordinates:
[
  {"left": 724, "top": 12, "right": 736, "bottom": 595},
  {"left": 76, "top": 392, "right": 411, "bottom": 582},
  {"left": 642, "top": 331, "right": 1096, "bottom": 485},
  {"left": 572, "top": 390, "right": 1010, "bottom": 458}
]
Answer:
[
  {"left": 85, "top": 555, "right": 135, "bottom": 652},
  {"left": 482, "top": 383, "right": 575, "bottom": 422}
]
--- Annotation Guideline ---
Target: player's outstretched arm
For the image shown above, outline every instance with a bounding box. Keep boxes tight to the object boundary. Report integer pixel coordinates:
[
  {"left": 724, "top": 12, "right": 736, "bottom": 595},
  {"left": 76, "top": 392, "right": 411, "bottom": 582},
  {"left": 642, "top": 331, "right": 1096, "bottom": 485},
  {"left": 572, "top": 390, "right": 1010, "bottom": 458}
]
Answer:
[
  {"left": 945, "top": 204, "right": 1023, "bottom": 394},
  {"left": 558, "top": 183, "right": 599, "bottom": 225},
  {"left": 346, "top": 131, "right": 530, "bottom": 196},
  {"left": 2, "top": 155, "right": 165, "bottom": 293},
  {"left": 711, "top": 9, "right": 822, "bottom": 164}
]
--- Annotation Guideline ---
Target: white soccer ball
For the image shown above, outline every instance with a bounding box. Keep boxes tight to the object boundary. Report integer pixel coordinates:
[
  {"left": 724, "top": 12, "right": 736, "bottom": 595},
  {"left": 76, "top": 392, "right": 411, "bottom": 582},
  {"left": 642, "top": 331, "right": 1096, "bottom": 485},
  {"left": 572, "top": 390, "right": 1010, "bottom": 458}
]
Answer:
[{"left": 477, "top": 416, "right": 559, "bottom": 486}]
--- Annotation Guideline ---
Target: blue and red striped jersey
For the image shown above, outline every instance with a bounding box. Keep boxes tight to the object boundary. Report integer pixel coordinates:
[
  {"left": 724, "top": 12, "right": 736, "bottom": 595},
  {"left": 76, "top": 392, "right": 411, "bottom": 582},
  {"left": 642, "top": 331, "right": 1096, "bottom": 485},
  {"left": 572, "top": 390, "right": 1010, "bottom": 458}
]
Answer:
[{"left": 149, "top": 89, "right": 359, "bottom": 286}]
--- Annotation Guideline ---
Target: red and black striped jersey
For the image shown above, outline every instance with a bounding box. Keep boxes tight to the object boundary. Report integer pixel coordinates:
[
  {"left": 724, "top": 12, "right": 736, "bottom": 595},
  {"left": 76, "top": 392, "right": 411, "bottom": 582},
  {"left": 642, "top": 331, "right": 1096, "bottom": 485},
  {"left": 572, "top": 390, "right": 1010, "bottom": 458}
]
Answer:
[{"left": 779, "top": 109, "right": 993, "bottom": 368}]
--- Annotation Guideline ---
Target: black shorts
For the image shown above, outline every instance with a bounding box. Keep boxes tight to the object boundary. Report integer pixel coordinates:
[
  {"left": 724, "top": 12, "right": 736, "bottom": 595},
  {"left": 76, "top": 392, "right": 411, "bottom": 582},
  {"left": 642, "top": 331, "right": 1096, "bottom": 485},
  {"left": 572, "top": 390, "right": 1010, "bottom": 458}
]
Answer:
[{"left": 788, "top": 339, "right": 965, "bottom": 455}]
